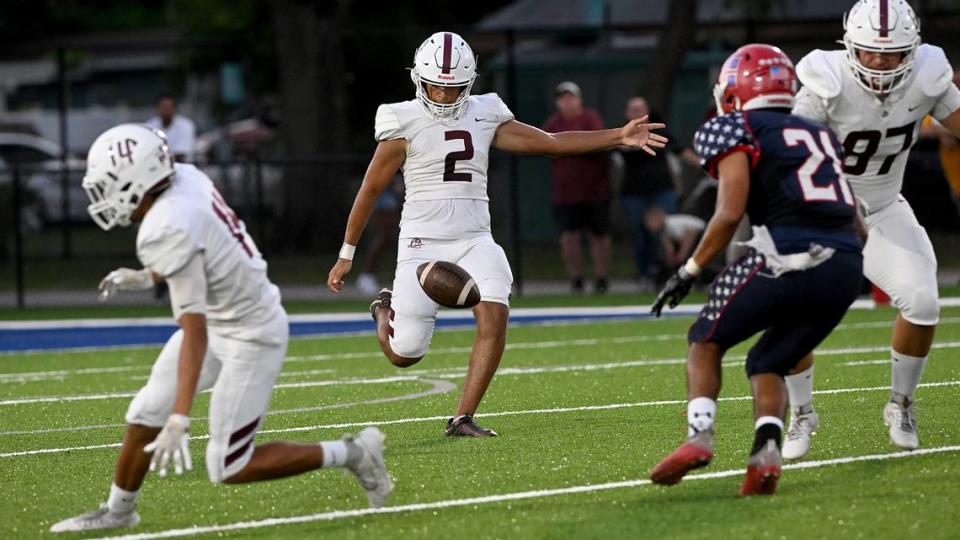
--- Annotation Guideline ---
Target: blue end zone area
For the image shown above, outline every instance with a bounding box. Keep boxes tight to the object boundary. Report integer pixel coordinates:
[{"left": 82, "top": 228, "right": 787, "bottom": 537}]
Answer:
[{"left": 0, "top": 306, "right": 704, "bottom": 353}]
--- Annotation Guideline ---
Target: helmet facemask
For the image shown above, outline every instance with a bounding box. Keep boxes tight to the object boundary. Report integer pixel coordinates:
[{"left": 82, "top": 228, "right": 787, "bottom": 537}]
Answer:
[{"left": 410, "top": 69, "right": 476, "bottom": 122}]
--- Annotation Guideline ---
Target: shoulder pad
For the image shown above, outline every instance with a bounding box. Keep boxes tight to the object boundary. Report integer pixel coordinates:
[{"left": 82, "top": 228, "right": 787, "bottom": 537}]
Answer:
[
  {"left": 693, "top": 111, "right": 758, "bottom": 177},
  {"left": 473, "top": 93, "right": 515, "bottom": 123},
  {"left": 796, "top": 50, "right": 845, "bottom": 100},
  {"left": 913, "top": 44, "right": 954, "bottom": 98},
  {"left": 374, "top": 102, "right": 413, "bottom": 142}
]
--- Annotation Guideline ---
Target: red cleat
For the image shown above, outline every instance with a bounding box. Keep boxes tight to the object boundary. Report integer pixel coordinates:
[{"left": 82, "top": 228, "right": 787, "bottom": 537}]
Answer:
[
  {"left": 739, "top": 440, "right": 782, "bottom": 496},
  {"left": 650, "top": 436, "right": 714, "bottom": 486}
]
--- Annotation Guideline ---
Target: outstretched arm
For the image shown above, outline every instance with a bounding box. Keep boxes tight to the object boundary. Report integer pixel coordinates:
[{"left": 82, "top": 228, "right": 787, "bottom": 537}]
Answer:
[
  {"left": 327, "top": 139, "right": 406, "bottom": 292},
  {"left": 492, "top": 116, "right": 667, "bottom": 157}
]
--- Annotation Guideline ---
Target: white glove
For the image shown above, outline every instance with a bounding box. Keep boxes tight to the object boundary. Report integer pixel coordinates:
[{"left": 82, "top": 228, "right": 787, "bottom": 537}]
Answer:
[
  {"left": 98, "top": 268, "right": 154, "bottom": 301},
  {"left": 144, "top": 414, "right": 192, "bottom": 478}
]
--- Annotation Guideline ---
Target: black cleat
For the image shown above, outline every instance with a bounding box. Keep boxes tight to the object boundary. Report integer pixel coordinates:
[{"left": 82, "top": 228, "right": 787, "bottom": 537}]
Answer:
[
  {"left": 370, "top": 288, "right": 392, "bottom": 322},
  {"left": 445, "top": 414, "right": 498, "bottom": 437}
]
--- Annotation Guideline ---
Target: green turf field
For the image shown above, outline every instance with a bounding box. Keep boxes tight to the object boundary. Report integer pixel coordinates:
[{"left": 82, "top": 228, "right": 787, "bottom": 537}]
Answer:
[{"left": 2, "top": 306, "right": 959, "bottom": 539}]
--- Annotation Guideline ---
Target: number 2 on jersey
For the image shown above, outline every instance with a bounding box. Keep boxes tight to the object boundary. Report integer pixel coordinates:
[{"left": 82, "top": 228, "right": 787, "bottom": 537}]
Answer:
[
  {"left": 444, "top": 130, "right": 474, "bottom": 182},
  {"left": 783, "top": 128, "right": 855, "bottom": 206},
  {"left": 211, "top": 189, "right": 254, "bottom": 257}
]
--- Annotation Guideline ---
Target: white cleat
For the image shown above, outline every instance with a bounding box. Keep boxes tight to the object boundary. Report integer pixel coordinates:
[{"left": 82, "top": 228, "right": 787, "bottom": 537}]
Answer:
[
  {"left": 50, "top": 503, "right": 140, "bottom": 533},
  {"left": 345, "top": 427, "right": 393, "bottom": 508},
  {"left": 883, "top": 398, "right": 919, "bottom": 450},
  {"left": 782, "top": 409, "right": 819, "bottom": 460}
]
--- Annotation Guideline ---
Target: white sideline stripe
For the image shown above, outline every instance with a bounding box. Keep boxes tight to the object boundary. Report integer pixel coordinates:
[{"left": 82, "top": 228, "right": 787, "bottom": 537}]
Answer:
[
  {"left": 0, "top": 376, "right": 423, "bottom": 406},
  {"left": 7, "top": 340, "right": 960, "bottom": 405},
  {"left": 91, "top": 444, "right": 960, "bottom": 540},
  {"left": 11, "top": 296, "right": 960, "bottom": 330},
  {"left": 4, "top": 380, "right": 958, "bottom": 459},
  {"left": 9, "top": 315, "right": 959, "bottom": 381}
]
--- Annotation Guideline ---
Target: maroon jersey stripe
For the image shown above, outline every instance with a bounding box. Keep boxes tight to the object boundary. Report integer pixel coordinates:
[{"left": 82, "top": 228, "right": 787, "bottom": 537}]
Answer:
[
  {"left": 441, "top": 32, "right": 452, "bottom": 74},
  {"left": 879, "top": 0, "right": 889, "bottom": 37}
]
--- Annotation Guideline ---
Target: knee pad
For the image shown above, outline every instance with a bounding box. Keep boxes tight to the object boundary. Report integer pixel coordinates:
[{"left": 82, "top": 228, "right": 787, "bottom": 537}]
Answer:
[
  {"left": 900, "top": 287, "right": 939, "bottom": 326},
  {"left": 389, "top": 331, "right": 431, "bottom": 360},
  {"left": 123, "top": 387, "right": 170, "bottom": 428},
  {"left": 388, "top": 314, "right": 433, "bottom": 359}
]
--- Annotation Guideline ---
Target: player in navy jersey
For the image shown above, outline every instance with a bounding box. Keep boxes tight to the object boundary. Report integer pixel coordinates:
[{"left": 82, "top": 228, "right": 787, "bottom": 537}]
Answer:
[{"left": 648, "top": 44, "right": 866, "bottom": 495}]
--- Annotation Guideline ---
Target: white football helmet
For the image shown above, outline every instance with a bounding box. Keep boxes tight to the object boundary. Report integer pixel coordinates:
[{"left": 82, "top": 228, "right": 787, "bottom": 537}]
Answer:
[
  {"left": 842, "top": 0, "right": 921, "bottom": 95},
  {"left": 83, "top": 124, "right": 175, "bottom": 230},
  {"left": 409, "top": 32, "right": 477, "bottom": 121}
]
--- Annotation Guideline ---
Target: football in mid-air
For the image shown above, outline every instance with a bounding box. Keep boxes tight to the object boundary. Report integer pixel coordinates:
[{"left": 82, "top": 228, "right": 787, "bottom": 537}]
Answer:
[{"left": 416, "top": 261, "right": 481, "bottom": 309}]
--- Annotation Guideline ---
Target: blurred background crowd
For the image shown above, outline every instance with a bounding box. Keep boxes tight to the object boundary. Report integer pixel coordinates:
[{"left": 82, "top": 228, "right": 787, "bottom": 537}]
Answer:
[{"left": 1, "top": 0, "right": 958, "bottom": 307}]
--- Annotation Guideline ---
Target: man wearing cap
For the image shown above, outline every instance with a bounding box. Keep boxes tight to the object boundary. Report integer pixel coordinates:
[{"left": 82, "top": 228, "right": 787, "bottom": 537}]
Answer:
[{"left": 543, "top": 81, "right": 612, "bottom": 294}]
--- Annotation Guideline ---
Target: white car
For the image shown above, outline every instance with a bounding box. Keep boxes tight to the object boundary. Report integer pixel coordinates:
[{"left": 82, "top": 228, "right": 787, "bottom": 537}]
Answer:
[{"left": 0, "top": 132, "right": 87, "bottom": 226}]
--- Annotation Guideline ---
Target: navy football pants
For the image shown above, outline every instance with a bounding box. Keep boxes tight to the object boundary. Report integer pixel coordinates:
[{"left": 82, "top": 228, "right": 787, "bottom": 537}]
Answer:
[{"left": 688, "top": 249, "right": 863, "bottom": 376}]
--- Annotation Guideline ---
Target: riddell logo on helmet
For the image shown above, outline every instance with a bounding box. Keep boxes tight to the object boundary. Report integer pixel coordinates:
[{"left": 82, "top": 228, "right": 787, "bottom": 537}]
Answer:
[{"left": 436, "top": 74, "right": 456, "bottom": 80}]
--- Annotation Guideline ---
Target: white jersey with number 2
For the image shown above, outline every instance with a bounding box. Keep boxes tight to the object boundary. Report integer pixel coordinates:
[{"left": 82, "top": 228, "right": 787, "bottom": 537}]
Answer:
[
  {"left": 374, "top": 93, "right": 514, "bottom": 239},
  {"left": 792, "top": 44, "right": 960, "bottom": 213}
]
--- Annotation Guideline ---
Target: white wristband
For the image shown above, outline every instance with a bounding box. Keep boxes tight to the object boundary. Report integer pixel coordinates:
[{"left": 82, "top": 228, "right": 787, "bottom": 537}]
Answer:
[
  {"left": 339, "top": 243, "right": 356, "bottom": 261},
  {"left": 683, "top": 258, "right": 702, "bottom": 277}
]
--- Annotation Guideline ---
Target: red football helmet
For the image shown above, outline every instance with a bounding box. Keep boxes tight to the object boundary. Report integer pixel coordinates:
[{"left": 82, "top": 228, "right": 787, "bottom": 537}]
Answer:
[{"left": 713, "top": 44, "right": 798, "bottom": 114}]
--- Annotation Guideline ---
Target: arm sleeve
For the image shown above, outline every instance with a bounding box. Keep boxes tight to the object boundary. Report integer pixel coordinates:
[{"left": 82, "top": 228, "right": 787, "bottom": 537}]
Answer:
[
  {"left": 792, "top": 87, "right": 829, "bottom": 124},
  {"left": 166, "top": 252, "right": 207, "bottom": 320},
  {"left": 489, "top": 94, "right": 515, "bottom": 124},
  {"left": 932, "top": 82, "right": 960, "bottom": 121},
  {"left": 137, "top": 228, "right": 200, "bottom": 278},
  {"left": 374, "top": 104, "right": 404, "bottom": 141},
  {"left": 692, "top": 112, "right": 759, "bottom": 178}
]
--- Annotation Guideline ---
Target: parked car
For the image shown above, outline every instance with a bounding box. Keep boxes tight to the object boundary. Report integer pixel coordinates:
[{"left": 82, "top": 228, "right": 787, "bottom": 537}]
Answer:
[{"left": 0, "top": 132, "right": 87, "bottom": 226}]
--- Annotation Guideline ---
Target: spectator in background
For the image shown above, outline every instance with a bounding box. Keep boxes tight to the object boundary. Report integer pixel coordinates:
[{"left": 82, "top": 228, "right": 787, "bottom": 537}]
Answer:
[
  {"left": 644, "top": 209, "right": 706, "bottom": 280},
  {"left": 146, "top": 93, "right": 196, "bottom": 163},
  {"left": 920, "top": 68, "right": 960, "bottom": 219},
  {"left": 616, "top": 97, "right": 700, "bottom": 288},
  {"left": 543, "top": 81, "right": 611, "bottom": 294},
  {"left": 356, "top": 176, "right": 402, "bottom": 295}
]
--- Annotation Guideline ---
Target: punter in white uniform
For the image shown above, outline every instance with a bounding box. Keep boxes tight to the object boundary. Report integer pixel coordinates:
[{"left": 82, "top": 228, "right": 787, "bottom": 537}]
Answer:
[
  {"left": 327, "top": 31, "right": 667, "bottom": 437},
  {"left": 51, "top": 125, "right": 391, "bottom": 533},
  {"left": 784, "top": 0, "right": 960, "bottom": 457}
]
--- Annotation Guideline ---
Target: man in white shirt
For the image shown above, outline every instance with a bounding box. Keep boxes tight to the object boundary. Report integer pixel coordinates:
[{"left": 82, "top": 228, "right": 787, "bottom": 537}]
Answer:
[{"left": 145, "top": 93, "right": 196, "bottom": 162}]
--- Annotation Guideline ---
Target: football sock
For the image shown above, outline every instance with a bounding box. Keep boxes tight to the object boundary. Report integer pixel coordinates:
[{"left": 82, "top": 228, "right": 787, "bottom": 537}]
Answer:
[
  {"left": 107, "top": 483, "right": 138, "bottom": 514},
  {"left": 891, "top": 349, "right": 926, "bottom": 401},
  {"left": 687, "top": 397, "right": 716, "bottom": 438},
  {"left": 750, "top": 416, "right": 784, "bottom": 455},
  {"left": 321, "top": 441, "right": 361, "bottom": 468},
  {"left": 784, "top": 365, "right": 814, "bottom": 412}
]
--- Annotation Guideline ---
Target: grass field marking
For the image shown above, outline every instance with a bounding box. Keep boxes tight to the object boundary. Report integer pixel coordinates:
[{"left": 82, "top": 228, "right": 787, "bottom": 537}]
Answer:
[
  {"left": 0, "top": 375, "right": 425, "bottom": 406},
  {"left": 5, "top": 380, "right": 958, "bottom": 459},
  {"left": 7, "top": 338, "right": 960, "bottom": 406},
  {"left": 842, "top": 359, "right": 891, "bottom": 366},
  {"left": 5, "top": 315, "right": 959, "bottom": 380},
  {"left": 88, "top": 444, "right": 960, "bottom": 540},
  {"left": 0, "top": 378, "right": 458, "bottom": 438}
]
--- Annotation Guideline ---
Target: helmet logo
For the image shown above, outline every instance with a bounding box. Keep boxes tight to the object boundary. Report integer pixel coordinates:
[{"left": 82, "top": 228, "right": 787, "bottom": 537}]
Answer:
[{"left": 109, "top": 138, "right": 138, "bottom": 167}]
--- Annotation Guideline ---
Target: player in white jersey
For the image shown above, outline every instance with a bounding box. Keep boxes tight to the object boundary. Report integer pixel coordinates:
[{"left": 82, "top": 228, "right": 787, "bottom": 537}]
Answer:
[
  {"left": 327, "top": 32, "right": 667, "bottom": 437},
  {"left": 50, "top": 125, "right": 391, "bottom": 533},
  {"left": 785, "top": 0, "right": 960, "bottom": 457}
]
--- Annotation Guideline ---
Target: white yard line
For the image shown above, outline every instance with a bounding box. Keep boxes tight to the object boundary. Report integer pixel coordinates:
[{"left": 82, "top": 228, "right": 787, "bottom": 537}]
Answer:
[
  {"left": 6, "top": 339, "right": 960, "bottom": 406},
  {"left": 4, "top": 380, "right": 958, "bottom": 458},
  {"left": 90, "top": 444, "right": 960, "bottom": 540},
  {"left": 0, "top": 376, "right": 424, "bottom": 406},
  {"left": 5, "top": 314, "right": 960, "bottom": 383}
]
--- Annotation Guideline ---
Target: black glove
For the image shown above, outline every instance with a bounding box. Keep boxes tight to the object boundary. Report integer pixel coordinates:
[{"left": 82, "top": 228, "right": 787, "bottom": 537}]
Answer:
[{"left": 651, "top": 267, "right": 696, "bottom": 317}]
